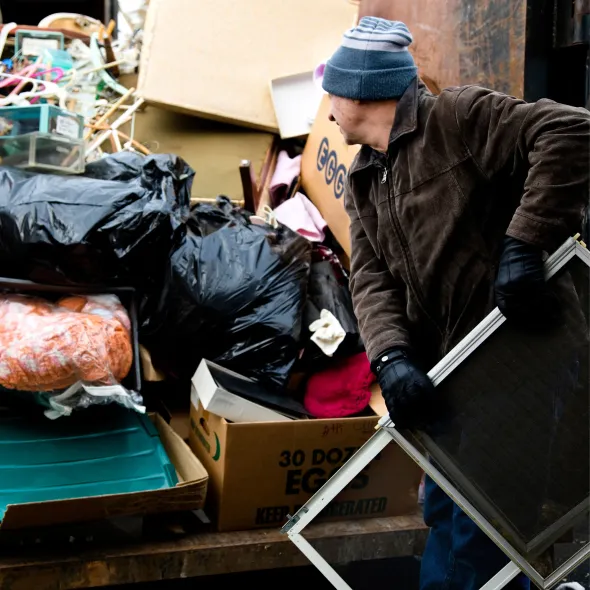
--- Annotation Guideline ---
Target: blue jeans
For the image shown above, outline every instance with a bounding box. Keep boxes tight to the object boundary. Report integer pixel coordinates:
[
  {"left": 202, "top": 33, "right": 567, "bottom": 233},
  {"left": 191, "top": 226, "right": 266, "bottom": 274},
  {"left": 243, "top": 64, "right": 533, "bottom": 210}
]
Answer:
[{"left": 420, "top": 476, "right": 530, "bottom": 590}]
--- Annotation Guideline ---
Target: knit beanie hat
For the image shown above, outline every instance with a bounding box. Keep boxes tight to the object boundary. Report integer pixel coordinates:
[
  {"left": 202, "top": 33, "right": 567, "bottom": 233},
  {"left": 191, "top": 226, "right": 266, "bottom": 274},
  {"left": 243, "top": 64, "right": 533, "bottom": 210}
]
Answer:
[{"left": 322, "top": 17, "right": 418, "bottom": 101}]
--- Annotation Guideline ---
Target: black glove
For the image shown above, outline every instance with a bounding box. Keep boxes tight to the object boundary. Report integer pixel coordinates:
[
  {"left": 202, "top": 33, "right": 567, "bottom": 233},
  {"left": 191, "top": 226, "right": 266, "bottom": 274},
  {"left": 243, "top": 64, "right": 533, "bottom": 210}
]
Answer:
[
  {"left": 495, "top": 236, "right": 556, "bottom": 325},
  {"left": 373, "top": 347, "right": 436, "bottom": 430}
]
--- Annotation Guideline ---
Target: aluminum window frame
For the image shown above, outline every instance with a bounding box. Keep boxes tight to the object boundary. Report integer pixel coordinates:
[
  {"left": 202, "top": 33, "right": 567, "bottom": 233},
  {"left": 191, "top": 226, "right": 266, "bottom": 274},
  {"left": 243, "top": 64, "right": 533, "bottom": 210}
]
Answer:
[{"left": 282, "top": 237, "right": 590, "bottom": 590}]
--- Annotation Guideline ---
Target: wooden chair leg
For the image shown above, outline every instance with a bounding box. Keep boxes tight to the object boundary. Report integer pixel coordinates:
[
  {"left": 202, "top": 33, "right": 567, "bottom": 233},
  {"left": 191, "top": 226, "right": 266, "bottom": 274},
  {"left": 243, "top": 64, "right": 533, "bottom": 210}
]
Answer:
[{"left": 240, "top": 159, "right": 259, "bottom": 213}]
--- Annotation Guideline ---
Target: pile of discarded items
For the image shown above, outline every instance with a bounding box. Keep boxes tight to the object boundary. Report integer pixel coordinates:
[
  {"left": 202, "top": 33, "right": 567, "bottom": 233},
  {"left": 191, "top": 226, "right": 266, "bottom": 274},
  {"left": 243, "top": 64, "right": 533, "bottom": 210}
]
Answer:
[{"left": 0, "top": 1, "right": 423, "bottom": 536}]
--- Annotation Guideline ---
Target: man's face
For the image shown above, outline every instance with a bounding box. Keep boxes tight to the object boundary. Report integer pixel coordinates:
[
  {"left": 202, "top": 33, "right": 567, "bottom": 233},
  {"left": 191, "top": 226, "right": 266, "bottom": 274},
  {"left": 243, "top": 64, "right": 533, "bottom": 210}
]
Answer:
[{"left": 328, "top": 95, "right": 364, "bottom": 145}]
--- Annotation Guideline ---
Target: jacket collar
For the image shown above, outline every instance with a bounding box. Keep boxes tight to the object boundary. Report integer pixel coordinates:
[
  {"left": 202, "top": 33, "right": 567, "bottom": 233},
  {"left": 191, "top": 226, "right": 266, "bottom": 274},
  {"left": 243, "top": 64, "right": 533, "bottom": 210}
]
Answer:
[{"left": 350, "top": 76, "right": 422, "bottom": 175}]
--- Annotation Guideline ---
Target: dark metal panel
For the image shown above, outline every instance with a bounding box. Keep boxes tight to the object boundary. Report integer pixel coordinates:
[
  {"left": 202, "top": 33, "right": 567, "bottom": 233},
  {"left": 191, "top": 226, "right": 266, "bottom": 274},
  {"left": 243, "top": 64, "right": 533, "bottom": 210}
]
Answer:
[
  {"left": 358, "top": 0, "right": 461, "bottom": 94},
  {"left": 359, "top": 0, "right": 527, "bottom": 97},
  {"left": 555, "top": 0, "right": 590, "bottom": 47},
  {"left": 525, "top": 0, "right": 590, "bottom": 105},
  {"left": 458, "top": 0, "right": 526, "bottom": 96}
]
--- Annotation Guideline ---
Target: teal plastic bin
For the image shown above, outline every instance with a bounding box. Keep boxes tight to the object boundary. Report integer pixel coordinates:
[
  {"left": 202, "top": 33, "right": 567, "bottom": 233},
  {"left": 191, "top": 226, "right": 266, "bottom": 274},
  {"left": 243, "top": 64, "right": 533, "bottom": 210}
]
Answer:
[{"left": 0, "top": 407, "right": 178, "bottom": 522}]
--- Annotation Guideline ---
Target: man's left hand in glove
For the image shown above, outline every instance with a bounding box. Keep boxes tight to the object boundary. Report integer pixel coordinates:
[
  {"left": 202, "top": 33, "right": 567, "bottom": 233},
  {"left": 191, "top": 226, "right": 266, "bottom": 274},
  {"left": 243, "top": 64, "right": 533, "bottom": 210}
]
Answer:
[{"left": 495, "top": 235, "right": 558, "bottom": 326}]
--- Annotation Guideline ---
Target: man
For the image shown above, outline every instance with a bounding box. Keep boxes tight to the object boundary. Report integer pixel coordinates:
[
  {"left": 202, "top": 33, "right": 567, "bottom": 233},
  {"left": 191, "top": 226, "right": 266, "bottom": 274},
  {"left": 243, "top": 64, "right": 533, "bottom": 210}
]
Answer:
[{"left": 320, "top": 16, "right": 589, "bottom": 590}]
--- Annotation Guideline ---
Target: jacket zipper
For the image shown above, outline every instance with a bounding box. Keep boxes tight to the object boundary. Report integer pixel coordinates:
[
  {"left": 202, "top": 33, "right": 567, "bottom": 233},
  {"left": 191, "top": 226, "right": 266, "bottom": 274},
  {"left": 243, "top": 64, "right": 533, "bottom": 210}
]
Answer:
[{"left": 382, "top": 155, "right": 445, "bottom": 341}]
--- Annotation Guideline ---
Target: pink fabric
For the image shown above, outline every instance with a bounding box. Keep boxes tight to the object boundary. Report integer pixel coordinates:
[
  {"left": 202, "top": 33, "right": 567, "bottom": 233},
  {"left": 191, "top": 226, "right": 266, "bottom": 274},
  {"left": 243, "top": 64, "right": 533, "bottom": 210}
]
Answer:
[
  {"left": 274, "top": 192, "right": 328, "bottom": 242},
  {"left": 269, "top": 151, "right": 302, "bottom": 206},
  {"left": 304, "top": 353, "right": 375, "bottom": 418}
]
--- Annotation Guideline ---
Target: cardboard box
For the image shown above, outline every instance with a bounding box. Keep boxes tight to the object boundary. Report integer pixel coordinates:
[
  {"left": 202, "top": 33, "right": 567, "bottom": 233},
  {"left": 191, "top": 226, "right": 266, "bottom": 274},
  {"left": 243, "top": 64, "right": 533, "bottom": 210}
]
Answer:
[
  {"left": 189, "top": 400, "right": 422, "bottom": 532},
  {"left": 1, "top": 414, "right": 208, "bottom": 530},
  {"left": 301, "top": 95, "right": 360, "bottom": 257},
  {"left": 138, "top": 0, "right": 357, "bottom": 131}
]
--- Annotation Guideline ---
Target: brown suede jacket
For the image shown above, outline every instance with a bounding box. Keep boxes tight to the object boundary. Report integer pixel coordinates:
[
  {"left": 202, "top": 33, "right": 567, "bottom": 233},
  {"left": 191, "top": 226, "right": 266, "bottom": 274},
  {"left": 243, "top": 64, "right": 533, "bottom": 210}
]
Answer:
[{"left": 345, "top": 77, "right": 589, "bottom": 368}]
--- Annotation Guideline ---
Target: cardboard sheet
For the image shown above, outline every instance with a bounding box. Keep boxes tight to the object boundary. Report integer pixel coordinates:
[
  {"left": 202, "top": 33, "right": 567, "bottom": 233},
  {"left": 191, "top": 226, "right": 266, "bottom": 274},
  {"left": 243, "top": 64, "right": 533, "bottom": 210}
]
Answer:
[
  {"left": 129, "top": 105, "right": 276, "bottom": 201},
  {"left": 139, "top": 0, "right": 357, "bottom": 131}
]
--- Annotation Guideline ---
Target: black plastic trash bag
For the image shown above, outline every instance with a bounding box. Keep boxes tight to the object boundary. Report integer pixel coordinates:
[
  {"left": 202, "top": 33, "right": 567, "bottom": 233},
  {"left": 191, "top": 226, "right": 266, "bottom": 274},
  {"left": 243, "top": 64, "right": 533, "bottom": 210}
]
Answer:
[
  {"left": 184, "top": 196, "right": 250, "bottom": 237},
  {"left": 0, "top": 153, "right": 192, "bottom": 287},
  {"left": 142, "top": 199, "right": 311, "bottom": 389}
]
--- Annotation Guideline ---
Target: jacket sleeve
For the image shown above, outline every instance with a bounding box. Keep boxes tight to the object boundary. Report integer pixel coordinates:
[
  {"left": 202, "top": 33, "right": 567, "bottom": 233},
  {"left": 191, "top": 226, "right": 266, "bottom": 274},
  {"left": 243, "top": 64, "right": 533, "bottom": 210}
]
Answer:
[
  {"left": 453, "top": 86, "right": 589, "bottom": 251},
  {"left": 344, "top": 178, "right": 411, "bottom": 362}
]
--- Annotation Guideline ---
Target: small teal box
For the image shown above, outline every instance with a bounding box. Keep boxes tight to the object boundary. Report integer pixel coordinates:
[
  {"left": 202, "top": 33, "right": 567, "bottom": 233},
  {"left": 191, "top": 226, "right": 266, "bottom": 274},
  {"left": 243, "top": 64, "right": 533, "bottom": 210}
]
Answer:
[{"left": 0, "top": 105, "right": 85, "bottom": 174}]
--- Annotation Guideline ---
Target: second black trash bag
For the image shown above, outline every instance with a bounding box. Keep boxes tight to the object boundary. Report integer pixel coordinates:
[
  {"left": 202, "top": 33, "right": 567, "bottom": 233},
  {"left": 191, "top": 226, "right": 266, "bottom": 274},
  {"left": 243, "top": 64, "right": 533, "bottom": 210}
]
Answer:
[
  {"left": 142, "top": 200, "right": 312, "bottom": 389},
  {"left": 0, "top": 153, "right": 192, "bottom": 287}
]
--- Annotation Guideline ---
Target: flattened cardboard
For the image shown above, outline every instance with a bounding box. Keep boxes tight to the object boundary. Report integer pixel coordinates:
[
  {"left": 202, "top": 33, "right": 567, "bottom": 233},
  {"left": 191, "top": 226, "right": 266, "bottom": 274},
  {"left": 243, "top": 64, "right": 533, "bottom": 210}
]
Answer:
[
  {"left": 1, "top": 414, "right": 208, "bottom": 530},
  {"left": 301, "top": 95, "right": 360, "bottom": 257},
  {"left": 128, "top": 104, "right": 276, "bottom": 202},
  {"left": 138, "top": 0, "right": 357, "bottom": 131},
  {"left": 189, "top": 400, "right": 422, "bottom": 532}
]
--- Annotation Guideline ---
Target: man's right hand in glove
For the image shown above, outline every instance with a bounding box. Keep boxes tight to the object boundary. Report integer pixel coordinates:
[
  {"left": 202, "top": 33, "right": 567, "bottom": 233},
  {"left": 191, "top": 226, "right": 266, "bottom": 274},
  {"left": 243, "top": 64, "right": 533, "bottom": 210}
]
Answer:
[{"left": 373, "top": 347, "right": 436, "bottom": 430}]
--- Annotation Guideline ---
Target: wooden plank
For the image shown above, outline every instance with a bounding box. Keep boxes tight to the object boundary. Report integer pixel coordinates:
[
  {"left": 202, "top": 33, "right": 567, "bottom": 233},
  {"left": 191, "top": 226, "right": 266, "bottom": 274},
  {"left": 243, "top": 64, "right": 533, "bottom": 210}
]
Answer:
[
  {"left": 0, "top": 515, "right": 428, "bottom": 589},
  {"left": 239, "top": 160, "right": 259, "bottom": 213}
]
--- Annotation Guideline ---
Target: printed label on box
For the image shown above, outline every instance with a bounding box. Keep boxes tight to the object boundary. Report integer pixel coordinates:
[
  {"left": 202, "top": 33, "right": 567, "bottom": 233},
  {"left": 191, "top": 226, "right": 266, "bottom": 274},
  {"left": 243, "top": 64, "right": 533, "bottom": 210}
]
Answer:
[
  {"left": 190, "top": 414, "right": 222, "bottom": 461},
  {"left": 251, "top": 436, "right": 387, "bottom": 526},
  {"left": 301, "top": 94, "right": 359, "bottom": 257},
  {"left": 316, "top": 137, "right": 348, "bottom": 200},
  {"left": 21, "top": 37, "right": 60, "bottom": 56},
  {"left": 55, "top": 116, "right": 80, "bottom": 139}
]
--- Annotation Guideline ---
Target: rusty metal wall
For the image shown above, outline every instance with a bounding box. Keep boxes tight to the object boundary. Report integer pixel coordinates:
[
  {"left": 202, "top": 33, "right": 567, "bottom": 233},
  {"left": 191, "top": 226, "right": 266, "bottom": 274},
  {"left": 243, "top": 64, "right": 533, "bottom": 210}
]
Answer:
[{"left": 359, "top": 0, "right": 527, "bottom": 97}]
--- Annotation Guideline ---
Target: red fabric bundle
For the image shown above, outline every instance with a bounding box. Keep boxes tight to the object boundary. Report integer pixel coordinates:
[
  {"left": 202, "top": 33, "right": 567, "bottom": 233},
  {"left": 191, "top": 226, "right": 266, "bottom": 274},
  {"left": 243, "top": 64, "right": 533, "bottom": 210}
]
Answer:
[{"left": 304, "top": 352, "right": 375, "bottom": 418}]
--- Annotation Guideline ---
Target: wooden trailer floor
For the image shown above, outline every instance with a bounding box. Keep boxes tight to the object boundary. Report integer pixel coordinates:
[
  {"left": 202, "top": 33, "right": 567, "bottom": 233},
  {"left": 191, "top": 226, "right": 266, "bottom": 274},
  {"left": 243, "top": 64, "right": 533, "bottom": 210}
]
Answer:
[{"left": 0, "top": 514, "right": 428, "bottom": 590}]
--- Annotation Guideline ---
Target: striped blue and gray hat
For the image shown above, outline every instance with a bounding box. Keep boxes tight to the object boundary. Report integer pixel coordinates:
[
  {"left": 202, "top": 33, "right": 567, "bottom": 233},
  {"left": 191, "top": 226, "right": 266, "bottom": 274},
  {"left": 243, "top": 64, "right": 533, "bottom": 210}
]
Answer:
[{"left": 322, "top": 17, "right": 418, "bottom": 101}]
